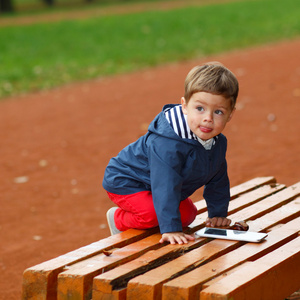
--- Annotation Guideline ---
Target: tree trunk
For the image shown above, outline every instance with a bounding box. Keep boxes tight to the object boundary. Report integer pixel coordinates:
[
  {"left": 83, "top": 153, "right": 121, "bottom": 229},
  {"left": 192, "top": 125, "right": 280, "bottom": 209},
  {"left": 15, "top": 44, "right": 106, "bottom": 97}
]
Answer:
[
  {"left": 0, "top": 0, "right": 14, "bottom": 12},
  {"left": 43, "top": 0, "right": 54, "bottom": 6}
]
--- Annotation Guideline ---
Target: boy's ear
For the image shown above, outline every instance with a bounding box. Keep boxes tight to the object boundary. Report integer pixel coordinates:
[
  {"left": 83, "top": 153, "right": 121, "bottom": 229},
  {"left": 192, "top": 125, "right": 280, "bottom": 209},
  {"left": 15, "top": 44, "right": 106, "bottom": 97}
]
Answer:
[
  {"left": 181, "top": 97, "right": 188, "bottom": 114},
  {"left": 227, "top": 107, "right": 236, "bottom": 122}
]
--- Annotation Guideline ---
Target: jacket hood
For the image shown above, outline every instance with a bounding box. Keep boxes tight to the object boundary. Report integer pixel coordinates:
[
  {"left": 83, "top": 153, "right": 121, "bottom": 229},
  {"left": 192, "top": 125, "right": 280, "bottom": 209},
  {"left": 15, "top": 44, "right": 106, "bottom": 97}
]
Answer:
[{"left": 148, "top": 104, "right": 204, "bottom": 147}]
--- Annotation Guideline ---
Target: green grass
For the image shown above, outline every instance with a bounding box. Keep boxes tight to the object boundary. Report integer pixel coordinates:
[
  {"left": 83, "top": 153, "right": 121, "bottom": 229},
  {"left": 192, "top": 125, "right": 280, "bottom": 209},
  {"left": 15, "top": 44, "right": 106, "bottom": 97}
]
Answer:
[{"left": 1, "top": 0, "right": 300, "bottom": 98}]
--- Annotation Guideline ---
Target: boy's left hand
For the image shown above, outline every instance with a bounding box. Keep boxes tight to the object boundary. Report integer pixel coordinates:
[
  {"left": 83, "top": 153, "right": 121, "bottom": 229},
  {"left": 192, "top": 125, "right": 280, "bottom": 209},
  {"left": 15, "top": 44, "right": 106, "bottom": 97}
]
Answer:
[
  {"left": 205, "top": 217, "right": 231, "bottom": 228},
  {"left": 159, "top": 232, "right": 195, "bottom": 245}
]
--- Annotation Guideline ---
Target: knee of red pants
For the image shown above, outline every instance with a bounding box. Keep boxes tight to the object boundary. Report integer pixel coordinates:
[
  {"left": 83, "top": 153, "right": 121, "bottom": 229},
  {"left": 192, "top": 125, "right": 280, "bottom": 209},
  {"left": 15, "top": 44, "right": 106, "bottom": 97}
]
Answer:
[
  {"left": 109, "top": 191, "right": 159, "bottom": 231},
  {"left": 115, "top": 198, "right": 197, "bottom": 231},
  {"left": 114, "top": 206, "right": 159, "bottom": 231},
  {"left": 180, "top": 198, "right": 198, "bottom": 227},
  {"left": 107, "top": 191, "right": 197, "bottom": 231}
]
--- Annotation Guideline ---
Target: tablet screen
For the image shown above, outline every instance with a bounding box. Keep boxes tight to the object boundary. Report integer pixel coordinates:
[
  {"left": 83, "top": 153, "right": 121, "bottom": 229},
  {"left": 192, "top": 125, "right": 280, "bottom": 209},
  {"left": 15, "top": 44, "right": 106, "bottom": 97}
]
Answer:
[
  {"left": 196, "top": 227, "right": 268, "bottom": 242},
  {"left": 204, "top": 228, "right": 227, "bottom": 236}
]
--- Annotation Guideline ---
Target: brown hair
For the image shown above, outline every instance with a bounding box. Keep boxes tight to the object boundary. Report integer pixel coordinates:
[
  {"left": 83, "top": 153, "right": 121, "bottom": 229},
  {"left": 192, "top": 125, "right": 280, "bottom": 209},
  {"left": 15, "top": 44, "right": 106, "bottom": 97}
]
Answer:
[{"left": 184, "top": 62, "right": 239, "bottom": 109}]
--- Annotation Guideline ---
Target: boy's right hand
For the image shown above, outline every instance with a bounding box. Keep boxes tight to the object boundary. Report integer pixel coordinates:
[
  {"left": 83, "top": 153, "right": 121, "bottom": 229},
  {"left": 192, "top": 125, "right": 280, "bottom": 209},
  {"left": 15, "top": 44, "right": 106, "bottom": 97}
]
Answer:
[
  {"left": 159, "top": 232, "right": 195, "bottom": 245},
  {"left": 205, "top": 217, "right": 231, "bottom": 228}
]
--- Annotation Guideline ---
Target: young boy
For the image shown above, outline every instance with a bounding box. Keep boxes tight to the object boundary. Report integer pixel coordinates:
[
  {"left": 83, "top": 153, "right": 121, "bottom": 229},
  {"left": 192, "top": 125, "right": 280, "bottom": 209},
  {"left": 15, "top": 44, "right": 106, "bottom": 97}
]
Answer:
[{"left": 103, "top": 62, "right": 239, "bottom": 245}]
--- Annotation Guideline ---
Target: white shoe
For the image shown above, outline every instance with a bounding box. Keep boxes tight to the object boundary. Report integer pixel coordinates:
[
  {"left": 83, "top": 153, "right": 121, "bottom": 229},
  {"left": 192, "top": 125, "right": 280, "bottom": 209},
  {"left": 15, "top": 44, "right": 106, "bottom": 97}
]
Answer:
[{"left": 106, "top": 207, "right": 122, "bottom": 235}]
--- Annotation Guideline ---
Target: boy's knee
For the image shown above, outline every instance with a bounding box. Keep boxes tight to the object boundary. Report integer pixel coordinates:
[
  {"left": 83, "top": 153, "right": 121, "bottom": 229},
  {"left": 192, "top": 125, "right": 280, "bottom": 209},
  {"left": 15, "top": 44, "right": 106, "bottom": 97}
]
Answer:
[
  {"left": 180, "top": 199, "right": 197, "bottom": 227},
  {"left": 136, "top": 212, "right": 158, "bottom": 229}
]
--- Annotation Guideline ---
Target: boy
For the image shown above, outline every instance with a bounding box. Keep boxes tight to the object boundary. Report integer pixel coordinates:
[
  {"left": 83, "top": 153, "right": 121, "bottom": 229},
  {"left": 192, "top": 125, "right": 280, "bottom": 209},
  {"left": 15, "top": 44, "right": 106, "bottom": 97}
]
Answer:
[{"left": 103, "top": 62, "right": 239, "bottom": 245}]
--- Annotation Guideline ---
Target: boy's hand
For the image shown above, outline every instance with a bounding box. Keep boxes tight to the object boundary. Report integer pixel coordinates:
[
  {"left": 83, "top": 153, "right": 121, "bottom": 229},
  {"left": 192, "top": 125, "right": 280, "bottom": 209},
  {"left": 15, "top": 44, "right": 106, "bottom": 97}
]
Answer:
[
  {"left": 159, "top": 232, "right": 195, "bottom": 245},
  {"left": 205, "top": 217, "right": 231, "bottom": 228}
]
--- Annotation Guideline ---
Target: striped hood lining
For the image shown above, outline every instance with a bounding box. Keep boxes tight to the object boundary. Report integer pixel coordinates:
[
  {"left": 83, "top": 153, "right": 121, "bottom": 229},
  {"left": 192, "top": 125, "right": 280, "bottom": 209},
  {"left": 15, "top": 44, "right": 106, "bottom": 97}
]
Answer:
[{"left": 164, "top": 104, "right": 216, "bottom": 150}]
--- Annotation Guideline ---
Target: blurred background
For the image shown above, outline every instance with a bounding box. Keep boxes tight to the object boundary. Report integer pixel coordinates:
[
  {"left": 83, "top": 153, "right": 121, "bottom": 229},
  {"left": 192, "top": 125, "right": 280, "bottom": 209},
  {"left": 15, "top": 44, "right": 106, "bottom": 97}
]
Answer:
[
  {"left": 0, "top": 0, "right": 300, "bottom": 299},
  {"left": 1, "top": 0, "right": 299, "bottom": 99}
]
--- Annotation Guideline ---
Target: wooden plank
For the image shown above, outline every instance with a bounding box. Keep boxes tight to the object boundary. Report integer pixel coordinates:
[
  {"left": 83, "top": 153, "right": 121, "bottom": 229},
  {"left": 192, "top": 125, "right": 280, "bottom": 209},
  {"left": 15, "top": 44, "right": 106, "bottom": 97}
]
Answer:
[
  {"left": 202, "top": 262, "right": 253, "bottom": 289},
  {"left": 227, "top": 176, "right": 276, "bottom": 199},
  {"left": 23, "top": 178, "right": 273, "bottom": 300},
  {"left": 246, "top": 196, "right": 300, "bottom": 232},
  {"left": 128, "top": 216, "right": 300, "bottom": 300},
  {"left": 228, "top": 182, "right": 300, "bottom": 221},
  {"left": 56, "top": 233, "right": 163, "bottom": 300},
  {"left": 93, "top": 287, "right": 127, "bottom": 300},
  {"left": 93, "top": 190, "right": 300, "bottom": 300},
  {"left": 22, "top": 228, "right": 156, "bottom": 300},
  {"left": 194, "top": 176, "right": 277, "bottom": 212},
  {"left": 126, "top": 239, "right": 240, "bottom": 300},
  {"left": 161, "top": 216, "right": 300, "bottom": 300},
  {"left": 199, "top": 237, "right": 300, "bottom": 300},
  {"left": 191, "top": 182, "right": 300, "bottom": 229},
  {"left": 92, "top": 181, "right": 286, "bottom": 299},
  {"left": 57, "top": 233, "right": 205, "bottom": 299},
  {"left": 56, "top": 180, "right": 284, "bottom": 299},
  {"left": 92, "top": 238, "right": 207, "bottom": 300},
  {"left": 22, "top": 178, "right": 299, "bottom": 300},
  {"left": 227, "top": 183, "right": 285, "bottom": 214}
]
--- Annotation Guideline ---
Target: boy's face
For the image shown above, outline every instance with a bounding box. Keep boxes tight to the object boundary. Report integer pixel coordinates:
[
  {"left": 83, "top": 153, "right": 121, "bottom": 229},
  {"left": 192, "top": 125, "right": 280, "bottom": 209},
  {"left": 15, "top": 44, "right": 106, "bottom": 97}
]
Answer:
[{"left": 181, "top": 91, "right": 235, "bottom": 141}]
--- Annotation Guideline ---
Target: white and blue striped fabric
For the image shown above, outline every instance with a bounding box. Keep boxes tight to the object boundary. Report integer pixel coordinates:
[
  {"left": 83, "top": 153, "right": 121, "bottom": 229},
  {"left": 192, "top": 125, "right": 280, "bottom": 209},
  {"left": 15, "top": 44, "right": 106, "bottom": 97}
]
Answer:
[{"left": 164, "top": 105, "right": 215, "bottom": 150}]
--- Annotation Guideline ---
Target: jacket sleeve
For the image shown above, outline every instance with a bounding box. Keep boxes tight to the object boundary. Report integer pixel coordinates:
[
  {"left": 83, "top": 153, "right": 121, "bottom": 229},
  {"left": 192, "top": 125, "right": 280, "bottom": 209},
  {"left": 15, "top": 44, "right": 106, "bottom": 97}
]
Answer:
[
  {"left": 203, "top": 159, "right": 230, "bottom": 218},
  {"left": 148, "top": 137, "right": 185, "bottom": 234}
]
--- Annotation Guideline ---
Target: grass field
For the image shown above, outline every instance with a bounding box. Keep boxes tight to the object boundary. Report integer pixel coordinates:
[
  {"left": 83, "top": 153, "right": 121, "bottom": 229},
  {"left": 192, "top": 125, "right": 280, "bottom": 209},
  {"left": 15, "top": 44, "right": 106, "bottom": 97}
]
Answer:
[{"left": 0, "top": 0, "right": 299, "bottom": 99}]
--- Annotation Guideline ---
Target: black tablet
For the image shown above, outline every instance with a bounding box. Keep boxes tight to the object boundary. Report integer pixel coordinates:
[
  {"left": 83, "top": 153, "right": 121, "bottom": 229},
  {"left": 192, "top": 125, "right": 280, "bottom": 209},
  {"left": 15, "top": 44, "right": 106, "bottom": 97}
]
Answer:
[{"left": 196, "top": 227, "right": 268, "bottom": 243}]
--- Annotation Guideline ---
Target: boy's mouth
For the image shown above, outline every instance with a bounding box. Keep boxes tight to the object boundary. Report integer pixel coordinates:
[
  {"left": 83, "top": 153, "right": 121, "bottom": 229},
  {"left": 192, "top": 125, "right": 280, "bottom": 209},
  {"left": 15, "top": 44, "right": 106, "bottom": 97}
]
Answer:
[{"left": 200, "top": 126, "right": 213, "bottom": 133}]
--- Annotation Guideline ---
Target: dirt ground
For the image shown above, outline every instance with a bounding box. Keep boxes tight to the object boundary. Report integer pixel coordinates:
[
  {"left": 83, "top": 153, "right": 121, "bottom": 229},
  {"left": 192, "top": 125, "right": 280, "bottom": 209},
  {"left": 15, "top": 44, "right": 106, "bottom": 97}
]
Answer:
[{"left": 1, "top": 38, "right": 300, "bottom": 299}]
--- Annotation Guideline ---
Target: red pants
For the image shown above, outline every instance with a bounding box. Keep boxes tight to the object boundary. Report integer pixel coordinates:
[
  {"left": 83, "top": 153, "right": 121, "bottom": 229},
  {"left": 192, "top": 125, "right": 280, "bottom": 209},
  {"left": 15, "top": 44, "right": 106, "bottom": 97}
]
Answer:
[{"left": 107, "top": 191, "right": 197, "bottom": 231}]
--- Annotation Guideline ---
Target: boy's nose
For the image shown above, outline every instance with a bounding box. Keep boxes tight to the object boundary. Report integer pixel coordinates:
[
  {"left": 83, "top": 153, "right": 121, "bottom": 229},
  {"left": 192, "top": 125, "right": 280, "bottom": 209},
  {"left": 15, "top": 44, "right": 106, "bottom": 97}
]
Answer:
[{"left": 203, "top": 112, "right": 213, "bottom": 122}]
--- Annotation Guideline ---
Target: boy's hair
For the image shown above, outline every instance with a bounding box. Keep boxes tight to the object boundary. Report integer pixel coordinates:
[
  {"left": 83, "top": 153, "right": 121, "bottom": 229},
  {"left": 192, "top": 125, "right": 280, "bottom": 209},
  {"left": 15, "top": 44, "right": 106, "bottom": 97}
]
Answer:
[{"left": 184, "top": 62, "right": 239, "bottom": 109}]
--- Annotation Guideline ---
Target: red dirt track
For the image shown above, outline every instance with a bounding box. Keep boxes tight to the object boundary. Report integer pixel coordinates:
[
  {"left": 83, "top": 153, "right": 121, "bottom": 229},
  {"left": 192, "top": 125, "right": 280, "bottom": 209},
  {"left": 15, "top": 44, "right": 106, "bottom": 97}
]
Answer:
[{"left": 1, "top": 38, "right": 300, "bottom": 299}]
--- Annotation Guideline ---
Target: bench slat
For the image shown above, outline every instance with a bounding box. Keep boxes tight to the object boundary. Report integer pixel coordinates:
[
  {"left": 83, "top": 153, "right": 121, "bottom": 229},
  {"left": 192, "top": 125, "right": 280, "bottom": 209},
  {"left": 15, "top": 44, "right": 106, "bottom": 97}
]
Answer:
[
  {"left": 93, "top": 287, "right": 127, "bottom": 300},
  {"left": 194, "top": 177, "right": 277, "bottom": 212},
  {"left": 203, "top": 215, "right": 300, "bottom": 291},
  {"left": 228, "top": 182, "right": 300, "bottom": 221},
  {"left": 200, "top": 237, "right": 300, "bottom": 300},
  {"left": 95, "top": 200, "right": 300, "bottom": 300},
  {"left": 191, "top": 182, "right": 300, "bottom": 229},
  {"left": 22, "top": 228, "right": 157, "bottom": 300},
  {"left": 91, "top": 182, "right": 287, "bottom": 299},
  {"left": 226, "top": 176, "right": 276, "bottom": 199},
  {"left": 56, "top": 233, "right": 163, "bottom": 300},
  {"left": 53, "top": 179, "right": 285, "bottom": 300},
  {"left": 94, "top": 184, "right": 299, "bottom": 299},
  {"left": 92, "top": 238, "right": 207, "bottom": 297},
  {"left": 57, "top": 235, "right": 207, "bottom": 299},
  {"left": 57, "top": 235, "right": 209, "bottom": 300},
  {"left": 201, "top": 262, "right": 253, "bottom": 289},
  {"left": 21, "top": 178, "right": 300, "bottom": 300},
  {"left": 161, "top": 216, "right": 300, "bottom": 300},
  {"left": 130, "top": 216, "right": 300, "bottom": 300},
  {"left": 126, "top": 239, "right": 239, "bottom": 300},
  {"left": 247, "top": 197, "right": 300, "bottom": 232},
  {"left": 227, "top": 183, "right": 285, "bottom": 214},
  {"left": 24, "top": 177, "right": 275, "bottom": 300},
  {"left": 126, "top": 239, "right": 240, "bottom": 300}
]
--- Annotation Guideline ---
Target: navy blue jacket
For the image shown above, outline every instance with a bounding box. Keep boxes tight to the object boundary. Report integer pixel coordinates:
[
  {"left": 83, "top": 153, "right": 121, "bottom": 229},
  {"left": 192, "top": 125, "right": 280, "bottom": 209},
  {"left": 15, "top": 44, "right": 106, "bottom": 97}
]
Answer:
[{"left": 103, "top": 105, "right": 230, "bottom": 233}]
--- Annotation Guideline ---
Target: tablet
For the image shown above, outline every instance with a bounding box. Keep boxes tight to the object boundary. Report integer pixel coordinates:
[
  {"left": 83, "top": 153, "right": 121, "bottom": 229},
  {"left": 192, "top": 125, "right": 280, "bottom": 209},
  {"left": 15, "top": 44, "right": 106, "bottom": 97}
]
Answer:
[{"left": 195, "top": 227, "right": 268, "bottom": 243}]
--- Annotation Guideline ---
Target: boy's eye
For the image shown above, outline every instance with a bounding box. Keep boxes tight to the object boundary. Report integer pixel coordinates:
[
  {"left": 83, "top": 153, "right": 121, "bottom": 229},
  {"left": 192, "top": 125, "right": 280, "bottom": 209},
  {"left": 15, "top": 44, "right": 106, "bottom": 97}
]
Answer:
[
  {"left": 215, "top": 110, "right": 224, "bottom": 115},
  {"left": 196, "top": 106, "right": 204, "bottom": 111}
]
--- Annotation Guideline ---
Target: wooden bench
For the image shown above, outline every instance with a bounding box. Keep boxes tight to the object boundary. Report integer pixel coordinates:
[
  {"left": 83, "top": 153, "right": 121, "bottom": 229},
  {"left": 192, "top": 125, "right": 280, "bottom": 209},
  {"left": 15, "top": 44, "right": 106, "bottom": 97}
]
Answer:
[{"left": 22, "top": 176, "right": 300, "bottom": 300}]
